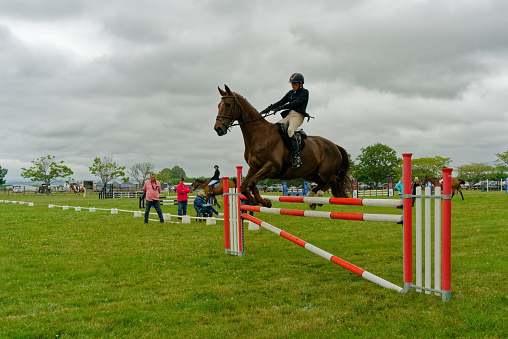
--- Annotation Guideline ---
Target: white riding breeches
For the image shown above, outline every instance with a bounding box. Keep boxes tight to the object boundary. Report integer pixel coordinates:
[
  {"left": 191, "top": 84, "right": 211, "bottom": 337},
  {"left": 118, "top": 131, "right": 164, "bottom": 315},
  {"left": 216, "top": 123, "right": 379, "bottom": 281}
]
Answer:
[{"left": 277, "top": 110, "right": 304, "bottom": 138}]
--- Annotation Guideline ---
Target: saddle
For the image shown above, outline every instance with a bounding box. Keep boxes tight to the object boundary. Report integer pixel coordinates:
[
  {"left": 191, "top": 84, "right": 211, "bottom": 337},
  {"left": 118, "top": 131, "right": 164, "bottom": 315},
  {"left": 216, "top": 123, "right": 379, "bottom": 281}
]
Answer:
[
  {"left": 274, "top": 123, "right": 307, "bottom": 178},
  {"left": 211, "top": 182, "right": 220, "bottom": 189},
  {"left": 276, "top": 123, "right": 307, "bottom": 151}
]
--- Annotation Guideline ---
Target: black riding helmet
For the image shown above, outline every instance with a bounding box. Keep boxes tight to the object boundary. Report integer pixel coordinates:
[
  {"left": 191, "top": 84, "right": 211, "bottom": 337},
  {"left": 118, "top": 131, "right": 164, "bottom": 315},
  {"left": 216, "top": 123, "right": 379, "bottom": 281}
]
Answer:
[{"left": 289, "top": 73, "right": 304, "bottom": 84}]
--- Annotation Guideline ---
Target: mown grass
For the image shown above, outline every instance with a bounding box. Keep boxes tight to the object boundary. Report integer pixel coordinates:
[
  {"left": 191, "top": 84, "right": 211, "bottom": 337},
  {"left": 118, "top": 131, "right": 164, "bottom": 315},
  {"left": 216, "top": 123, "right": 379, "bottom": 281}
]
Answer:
[{"left": 0, "top": 191, "right": 507, "bottom": 338}]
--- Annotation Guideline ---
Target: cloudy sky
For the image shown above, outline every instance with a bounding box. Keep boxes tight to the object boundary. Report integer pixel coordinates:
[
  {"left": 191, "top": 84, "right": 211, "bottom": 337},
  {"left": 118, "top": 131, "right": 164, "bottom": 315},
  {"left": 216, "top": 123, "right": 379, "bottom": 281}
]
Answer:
[{"left": 1, "top": 0, "right": 507, "bottom": 182}]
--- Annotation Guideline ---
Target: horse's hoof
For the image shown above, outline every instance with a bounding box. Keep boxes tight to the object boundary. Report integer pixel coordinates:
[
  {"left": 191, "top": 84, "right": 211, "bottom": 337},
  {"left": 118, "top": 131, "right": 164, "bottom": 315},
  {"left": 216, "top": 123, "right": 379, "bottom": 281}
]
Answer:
[
  {"left": 309, "top": 203, "right": 316, "bottom": 210},
  {"left": 262, "top": 199, "right": 272, "bottom": 208}
]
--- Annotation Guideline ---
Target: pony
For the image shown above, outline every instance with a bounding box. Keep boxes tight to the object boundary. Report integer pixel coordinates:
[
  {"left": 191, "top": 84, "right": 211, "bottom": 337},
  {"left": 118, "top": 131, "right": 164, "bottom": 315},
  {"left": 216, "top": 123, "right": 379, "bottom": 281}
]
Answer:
[
  {"left": 214, "top": 85, "right": 351, "bottom": 209},
  {"left": 192, "top": 178, "right": 237, "bottom": 209},
  {"left": 422, "top": 176, "right": 465, "bottom": 200},
  {"left": 70, "top": 184, "right": 86, "bottom": 197}
]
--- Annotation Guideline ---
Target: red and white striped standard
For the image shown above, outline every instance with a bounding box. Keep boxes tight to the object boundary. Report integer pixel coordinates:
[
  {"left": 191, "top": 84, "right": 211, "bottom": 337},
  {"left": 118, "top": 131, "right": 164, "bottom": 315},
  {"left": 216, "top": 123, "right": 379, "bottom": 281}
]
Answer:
[
  {"left": 242, "top": 213, "right": 404, "bottom": 293},
  {"left": 241, "top": 205, "right": 402, "bottom": 223}
]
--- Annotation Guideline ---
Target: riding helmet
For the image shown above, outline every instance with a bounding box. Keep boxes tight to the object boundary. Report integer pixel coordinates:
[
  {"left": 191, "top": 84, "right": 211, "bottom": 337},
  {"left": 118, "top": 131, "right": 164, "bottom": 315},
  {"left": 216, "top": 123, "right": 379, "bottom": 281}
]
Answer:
[{"left": 289, "top": 73, "right": 304, "bottom": 84}]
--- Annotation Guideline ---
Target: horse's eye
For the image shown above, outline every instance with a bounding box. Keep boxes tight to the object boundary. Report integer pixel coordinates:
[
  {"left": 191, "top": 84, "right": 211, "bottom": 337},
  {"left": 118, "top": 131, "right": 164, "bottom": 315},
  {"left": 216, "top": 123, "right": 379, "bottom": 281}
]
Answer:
[{"left": 225, "top": 103, "right": 231, "bottom": 107}]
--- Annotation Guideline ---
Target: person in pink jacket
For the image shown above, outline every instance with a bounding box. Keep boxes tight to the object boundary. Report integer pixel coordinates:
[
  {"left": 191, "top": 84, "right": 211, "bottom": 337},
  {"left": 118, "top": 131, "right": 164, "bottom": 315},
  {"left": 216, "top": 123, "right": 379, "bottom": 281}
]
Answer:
[{"left": 176, "top": 177, "right": 191, "bottom": 218}]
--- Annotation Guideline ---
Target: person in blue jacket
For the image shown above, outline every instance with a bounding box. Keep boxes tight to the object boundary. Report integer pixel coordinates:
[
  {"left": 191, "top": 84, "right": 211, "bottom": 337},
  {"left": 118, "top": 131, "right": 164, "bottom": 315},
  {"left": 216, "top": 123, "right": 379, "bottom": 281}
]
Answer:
[
  {"left": 395, "top": 177, "right": 403, "bottom": 195},
  {"left": 260, "top": 73, "right": 309, "bottom": 168},
  {"left": 193, "top": 191, "right": 220, "bottom": 217}
]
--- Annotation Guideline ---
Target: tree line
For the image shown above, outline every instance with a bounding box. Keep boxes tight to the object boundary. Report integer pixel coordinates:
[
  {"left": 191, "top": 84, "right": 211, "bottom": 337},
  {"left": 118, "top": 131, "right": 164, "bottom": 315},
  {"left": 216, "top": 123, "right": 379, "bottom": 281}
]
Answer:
[{"left": 1, "top": 146, "right": 507, "bottom": 192}]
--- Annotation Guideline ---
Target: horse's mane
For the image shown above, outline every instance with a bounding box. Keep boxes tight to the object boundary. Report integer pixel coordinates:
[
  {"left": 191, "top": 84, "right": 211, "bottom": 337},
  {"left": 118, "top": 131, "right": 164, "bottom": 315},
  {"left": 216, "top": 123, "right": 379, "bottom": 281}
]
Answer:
[
  {"left": 235, "top": 93, "right": 261, "bottom": 114},
  {"left": 195, "top": 179, "right": 206, "bottom": 184}
]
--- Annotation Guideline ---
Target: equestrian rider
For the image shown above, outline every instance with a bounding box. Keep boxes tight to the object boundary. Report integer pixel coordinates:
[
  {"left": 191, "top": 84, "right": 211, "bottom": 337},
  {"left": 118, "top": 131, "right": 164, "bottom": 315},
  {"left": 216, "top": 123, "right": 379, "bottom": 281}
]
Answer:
[
  {"left": 208, "top": 165, "right": 220, "bottom": 187},
  {"left": 260, "top": 73, "right": 310, "bottom": 168}
]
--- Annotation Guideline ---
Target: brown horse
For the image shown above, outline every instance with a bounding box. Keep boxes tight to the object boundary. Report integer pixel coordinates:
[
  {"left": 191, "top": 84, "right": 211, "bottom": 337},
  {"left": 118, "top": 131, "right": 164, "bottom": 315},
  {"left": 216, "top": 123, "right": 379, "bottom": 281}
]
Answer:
[
  {"left": 422, "top": 176, "right": 465, "bottom": 200},
  {"left": 214, "top": 85, "right": 351, "bottom": 209},
  {"left": 192, "top": 179, "right": 237, "bottom": 209}
]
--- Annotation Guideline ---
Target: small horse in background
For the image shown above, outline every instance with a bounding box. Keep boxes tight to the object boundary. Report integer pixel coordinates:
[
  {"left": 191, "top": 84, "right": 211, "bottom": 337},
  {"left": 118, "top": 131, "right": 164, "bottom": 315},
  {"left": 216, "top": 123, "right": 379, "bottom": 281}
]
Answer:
[
  {"left": 70, "top": 184, "right": 86, "bottom": 197},
  {"left": 422, "top": 176, "right": 465, "bottom": 200},
  {"left": 192, "top": 178, "right": 237, "bottom": 209}
]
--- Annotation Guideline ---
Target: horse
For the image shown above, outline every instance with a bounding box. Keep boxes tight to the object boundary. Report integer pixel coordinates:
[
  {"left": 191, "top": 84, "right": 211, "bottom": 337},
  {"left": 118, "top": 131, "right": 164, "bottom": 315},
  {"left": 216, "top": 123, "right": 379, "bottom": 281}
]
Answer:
[
  {"left": 214, "top": 85, "right": 351, "bottom": 209},
  {"left": 422, "top": 176, "right": 465, "bottom": 200},
  {"left": 192, "top": 178, "right": 237, "bottom": 209},
  {"left": 70, "top": 184, "right": 86, "bottom": 197}
]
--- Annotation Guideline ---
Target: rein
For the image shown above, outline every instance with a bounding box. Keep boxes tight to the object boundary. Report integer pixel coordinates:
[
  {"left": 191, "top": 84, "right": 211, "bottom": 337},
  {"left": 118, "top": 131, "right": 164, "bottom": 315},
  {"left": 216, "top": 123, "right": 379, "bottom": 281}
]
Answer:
[{"left": 216, "top": 94, "right": 277, "bottom": 132}]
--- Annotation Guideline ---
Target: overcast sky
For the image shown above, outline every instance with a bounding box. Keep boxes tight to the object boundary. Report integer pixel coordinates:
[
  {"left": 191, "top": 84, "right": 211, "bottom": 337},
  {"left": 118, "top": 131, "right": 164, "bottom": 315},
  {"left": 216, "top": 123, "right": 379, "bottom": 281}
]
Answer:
[{"left": 1, "top": 0, "right": 507, "bottom": 182}]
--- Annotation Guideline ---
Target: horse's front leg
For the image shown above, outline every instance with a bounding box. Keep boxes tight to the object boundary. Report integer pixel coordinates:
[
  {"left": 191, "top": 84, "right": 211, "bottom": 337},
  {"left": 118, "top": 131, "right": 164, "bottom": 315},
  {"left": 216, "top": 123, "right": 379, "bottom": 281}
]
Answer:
[{"left": 241, "top": 165, "right": 278, "bottom": 207}]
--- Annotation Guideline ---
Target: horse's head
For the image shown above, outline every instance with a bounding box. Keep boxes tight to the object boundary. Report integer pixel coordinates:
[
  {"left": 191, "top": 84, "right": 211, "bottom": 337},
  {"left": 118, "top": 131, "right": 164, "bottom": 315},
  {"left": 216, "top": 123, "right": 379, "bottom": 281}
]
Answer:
[
  {"left": 422, "top": 176, "right": 429, "bottom": 185},
  {"left": 215, "top": 85, "right": 239, "bottom": 136},
  {"left": 191, "top": 180, "right": 199, "bottom": 189}
]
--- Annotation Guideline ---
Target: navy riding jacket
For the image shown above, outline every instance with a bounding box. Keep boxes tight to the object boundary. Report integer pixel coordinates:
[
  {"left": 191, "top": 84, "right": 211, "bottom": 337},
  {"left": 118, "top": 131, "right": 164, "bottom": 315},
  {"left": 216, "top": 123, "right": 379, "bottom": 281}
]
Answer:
[
  {"left": 210, "top": 169, "right": 220, "bottom": 181},
  {"left": 270, "top": 87, "right": 310, "bottom": 118}
]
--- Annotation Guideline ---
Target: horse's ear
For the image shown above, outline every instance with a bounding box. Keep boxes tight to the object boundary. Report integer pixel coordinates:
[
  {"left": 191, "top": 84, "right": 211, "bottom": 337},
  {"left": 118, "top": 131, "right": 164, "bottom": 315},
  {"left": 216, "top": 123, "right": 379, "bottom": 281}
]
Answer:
[
  {"left": 225, "top": 84, "right": 232, "bottom": 95},
  {"left": 218, "top": 86, "right": 226, "bottom": 96}
]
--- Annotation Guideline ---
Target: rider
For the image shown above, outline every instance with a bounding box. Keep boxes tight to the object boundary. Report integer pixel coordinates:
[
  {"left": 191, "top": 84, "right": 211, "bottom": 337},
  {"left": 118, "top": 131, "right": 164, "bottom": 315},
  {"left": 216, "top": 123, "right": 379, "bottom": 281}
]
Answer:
[
  {"left": 208, "top": 165, "right": 220, "bottom": 188},
  {"left": 260, "top": 73, "right": 310, "bottom": 168}
]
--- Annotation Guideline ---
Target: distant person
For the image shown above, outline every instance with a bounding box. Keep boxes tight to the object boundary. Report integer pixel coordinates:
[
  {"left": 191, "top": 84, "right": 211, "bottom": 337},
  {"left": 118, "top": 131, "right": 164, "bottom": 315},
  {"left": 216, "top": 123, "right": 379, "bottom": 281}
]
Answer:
[
  {"left": 208, "top": 165, "right": 220, "bottom": 188},
  {"left": 193, "top": 191, "right": 220, "bottom": 218},
  {"left": 177, "top": 177, "right": 191, "bottom": 219},
  {"left": 143, "top": 173, "right": 164, "bottom": 224},
  {"left": 395, "top": 177, "right": 403, "bottom": 196},
  {"left": 412, "top": 177, "right": 421, "bottom": 207}
]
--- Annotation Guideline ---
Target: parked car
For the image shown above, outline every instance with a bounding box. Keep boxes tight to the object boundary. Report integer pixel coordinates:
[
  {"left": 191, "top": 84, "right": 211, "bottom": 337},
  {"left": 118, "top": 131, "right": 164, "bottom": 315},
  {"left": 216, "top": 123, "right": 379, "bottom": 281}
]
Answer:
[
  {"left": 12, "top": 185, "right": 22, "bottom": 193},
  {"left": 269, "top": 184, "right": 283, "bottom": 192},
  {"left": 357, "top": 182, "right": 370, "bottom": 190}
]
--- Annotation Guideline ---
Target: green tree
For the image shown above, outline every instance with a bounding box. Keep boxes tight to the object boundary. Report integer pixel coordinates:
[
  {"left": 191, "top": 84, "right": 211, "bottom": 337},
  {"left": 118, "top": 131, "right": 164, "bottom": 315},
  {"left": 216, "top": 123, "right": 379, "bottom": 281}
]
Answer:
[
  {"left": 456, "top": 162, "right": 494, "bottom": 185},
  {"left": 21, "top": 155, "right": 73, "bottom": 194},
  {"left": 355, "top": 143, "right": 399, "bottom": 186},
  {"left": 128, "top": 162, "right": 155, "bottom": 188},
  {"left": 157, "top": 168, "right": 173, "bottom": 187},
  {"left": 495, "top": 149, "right": 508, "bottom": 172},
  {"left": 412, "top": 156, "right": 452, "bottom": 179},
  {"left": 0, "top": 165, "right": 8, "bottom": 185},
  {"left": 171, "top": 166, "right": 186, "bottom": 184},
  {"left": 89, "top": 156, "right": 126, "bottom": 188}
]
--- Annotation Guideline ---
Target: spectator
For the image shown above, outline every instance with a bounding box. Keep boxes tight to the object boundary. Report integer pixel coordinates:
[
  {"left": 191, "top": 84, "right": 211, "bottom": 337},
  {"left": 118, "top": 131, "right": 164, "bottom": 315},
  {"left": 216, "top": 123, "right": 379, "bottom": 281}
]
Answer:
[
  {"left": 395, "top": 177, "right": 403, "bottom": 196},
  {"left": 412, "top": 177, "right": 421, "bottom": 207},
  {"left": 193, "top": 191, "right": 220, "bottom": 217},
  {"left": 177, "top": 177, "right": 190, "bottom": 219},
  {"left": 143, "top": 173, "right": 164, "bottom": 224}
]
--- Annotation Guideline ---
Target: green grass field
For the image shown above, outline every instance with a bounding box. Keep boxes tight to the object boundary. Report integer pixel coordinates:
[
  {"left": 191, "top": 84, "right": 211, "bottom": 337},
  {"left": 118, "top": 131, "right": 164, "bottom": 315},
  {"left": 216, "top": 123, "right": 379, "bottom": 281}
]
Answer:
[{"left": 1, "top": 190, "right": 507, "bottom": 338}]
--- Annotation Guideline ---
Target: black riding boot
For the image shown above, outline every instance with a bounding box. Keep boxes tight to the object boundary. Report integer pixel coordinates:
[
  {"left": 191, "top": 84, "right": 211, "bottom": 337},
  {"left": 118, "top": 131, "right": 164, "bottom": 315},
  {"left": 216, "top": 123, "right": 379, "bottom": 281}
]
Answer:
[{"left": 290, "top": 134, "right": 302, "bottom": 168}]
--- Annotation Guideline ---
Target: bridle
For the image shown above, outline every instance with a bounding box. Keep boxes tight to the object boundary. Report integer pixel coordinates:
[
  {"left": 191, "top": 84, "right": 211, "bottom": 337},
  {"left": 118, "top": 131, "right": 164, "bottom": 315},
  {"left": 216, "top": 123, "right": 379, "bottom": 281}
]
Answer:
[
  {"left": 216, "top": 93, "right": 278, "bottom": 132},
  {"left": 215, "top": 94, "right": 239, "bottom": 132}
]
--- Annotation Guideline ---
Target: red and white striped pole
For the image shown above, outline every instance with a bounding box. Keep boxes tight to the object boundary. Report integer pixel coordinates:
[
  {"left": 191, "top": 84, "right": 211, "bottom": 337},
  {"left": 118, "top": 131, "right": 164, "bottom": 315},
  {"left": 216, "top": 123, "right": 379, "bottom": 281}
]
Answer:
[
  {"left": 402, "top": 153, "right": 413, "bottom": 292},
  {"left": 223, "top": 177, "right": 230, "bottom": 254},
  {"left": 442, "top": 167, "right": 452, "bottom": 302}
]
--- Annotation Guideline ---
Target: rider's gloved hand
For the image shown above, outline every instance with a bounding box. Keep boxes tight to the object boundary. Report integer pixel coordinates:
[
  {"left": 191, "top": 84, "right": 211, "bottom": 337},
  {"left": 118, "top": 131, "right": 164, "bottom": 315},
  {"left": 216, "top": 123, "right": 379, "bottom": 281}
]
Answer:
[
  {"left": 260, "top": 106, "right": 271, "bottom": 114},
  {"left": 272, "top": 106, "right": 283, "bottom": 112}
]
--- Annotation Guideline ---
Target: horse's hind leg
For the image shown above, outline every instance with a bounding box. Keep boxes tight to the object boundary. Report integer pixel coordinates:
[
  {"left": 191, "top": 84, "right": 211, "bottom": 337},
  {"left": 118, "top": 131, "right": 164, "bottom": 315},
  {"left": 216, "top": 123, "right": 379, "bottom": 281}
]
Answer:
[{"left": 213, "top": 196, "right": 221, "bottom": 209}]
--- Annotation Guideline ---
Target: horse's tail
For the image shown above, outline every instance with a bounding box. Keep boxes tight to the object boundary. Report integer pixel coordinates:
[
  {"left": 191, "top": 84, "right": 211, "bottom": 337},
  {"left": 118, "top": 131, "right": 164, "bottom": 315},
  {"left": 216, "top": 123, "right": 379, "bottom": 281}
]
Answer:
[
  {"left": 331, "top": 145, "right": 352, "bottom": 198},
  {"left": 459, "top": 179, "right": 465, "bottom": 185}
]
